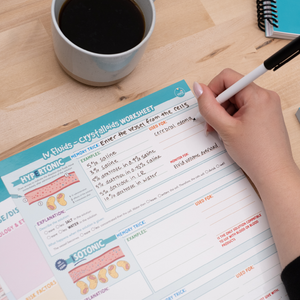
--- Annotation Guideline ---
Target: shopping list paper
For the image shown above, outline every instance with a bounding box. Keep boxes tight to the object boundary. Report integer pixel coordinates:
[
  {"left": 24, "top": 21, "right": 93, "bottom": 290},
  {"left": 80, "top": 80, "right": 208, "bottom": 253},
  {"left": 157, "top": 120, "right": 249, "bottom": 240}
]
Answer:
[{"left": 0, "top": 81, "right": 288, "bottom": 299}]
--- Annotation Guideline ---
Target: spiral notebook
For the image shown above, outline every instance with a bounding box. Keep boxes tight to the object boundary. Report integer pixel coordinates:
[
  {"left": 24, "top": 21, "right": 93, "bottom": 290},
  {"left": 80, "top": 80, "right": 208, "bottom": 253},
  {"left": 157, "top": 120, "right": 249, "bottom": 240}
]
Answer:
[{"left": 257, "top": 0, "right": 300, "bottom": 39}]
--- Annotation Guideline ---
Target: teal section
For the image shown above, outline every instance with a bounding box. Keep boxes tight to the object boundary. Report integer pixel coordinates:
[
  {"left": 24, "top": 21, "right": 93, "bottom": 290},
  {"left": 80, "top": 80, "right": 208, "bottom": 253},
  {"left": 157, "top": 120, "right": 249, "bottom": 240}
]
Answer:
[
  {"left": 103, "top": 234, "right": 117, "bottom": 244},
  {"left": 0, "top": 180, "right": 10, "bottom": 202},
  {"left": 274, "top": 0, "right": 300, "bottom": 34}
]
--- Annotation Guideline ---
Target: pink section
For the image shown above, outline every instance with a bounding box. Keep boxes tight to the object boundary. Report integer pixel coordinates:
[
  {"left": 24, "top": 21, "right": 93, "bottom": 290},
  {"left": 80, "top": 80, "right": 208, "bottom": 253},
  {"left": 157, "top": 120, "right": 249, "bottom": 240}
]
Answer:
[
  {"left": 69, "top": 246, "right": 124, "bottom": 283},
  {"left": 0, "top": 224, "right": 53, "bottom": 298},
  {"left": 25, "top": 172, "right": 79, "bottom": 204}
]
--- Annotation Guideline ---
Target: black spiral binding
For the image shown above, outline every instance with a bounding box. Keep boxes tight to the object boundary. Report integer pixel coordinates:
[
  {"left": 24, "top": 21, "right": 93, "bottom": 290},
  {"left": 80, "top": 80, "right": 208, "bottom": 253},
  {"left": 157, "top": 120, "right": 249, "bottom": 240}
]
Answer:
[{"left": 257, "top": 0, "right": 279, "bottom": 31}]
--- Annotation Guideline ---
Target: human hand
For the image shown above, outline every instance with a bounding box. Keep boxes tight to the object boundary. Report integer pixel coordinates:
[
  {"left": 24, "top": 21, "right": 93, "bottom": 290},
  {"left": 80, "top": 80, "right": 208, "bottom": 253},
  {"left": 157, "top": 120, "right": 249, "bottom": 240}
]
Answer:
[{"left": 193, "top": 68, "right": 295, "bottom": 186}]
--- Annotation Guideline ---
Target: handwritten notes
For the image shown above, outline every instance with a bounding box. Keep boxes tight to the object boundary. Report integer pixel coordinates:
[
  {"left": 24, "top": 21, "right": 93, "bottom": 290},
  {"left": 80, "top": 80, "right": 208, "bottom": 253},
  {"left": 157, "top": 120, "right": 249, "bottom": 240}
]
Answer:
[{"left": 80, "top": 136, "right": 165, "bottom": 208}]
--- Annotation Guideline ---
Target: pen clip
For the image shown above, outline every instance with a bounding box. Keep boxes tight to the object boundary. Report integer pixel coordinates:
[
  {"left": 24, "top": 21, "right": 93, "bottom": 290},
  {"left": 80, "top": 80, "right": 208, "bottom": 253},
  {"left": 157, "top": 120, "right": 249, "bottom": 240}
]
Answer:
[
  {"left": 273, "top": 50, "right": 300, "bottom": 71},
  {"left": 264, "top": 35, "right": 300, "bottom": 71}
]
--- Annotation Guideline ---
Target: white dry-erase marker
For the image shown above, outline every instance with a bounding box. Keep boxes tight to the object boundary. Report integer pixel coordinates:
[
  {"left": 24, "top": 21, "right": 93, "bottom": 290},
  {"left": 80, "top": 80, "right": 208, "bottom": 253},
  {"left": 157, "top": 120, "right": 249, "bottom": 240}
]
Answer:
[{"left": 194, "top": 35, "right": 300, "bottom": 121}]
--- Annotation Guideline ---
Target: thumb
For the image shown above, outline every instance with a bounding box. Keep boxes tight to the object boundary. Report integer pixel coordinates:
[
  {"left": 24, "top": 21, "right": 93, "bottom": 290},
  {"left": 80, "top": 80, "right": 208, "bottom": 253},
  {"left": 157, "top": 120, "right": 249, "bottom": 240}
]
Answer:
[{"left": 193, "top": 82, "right": 233, "bottom": 134}]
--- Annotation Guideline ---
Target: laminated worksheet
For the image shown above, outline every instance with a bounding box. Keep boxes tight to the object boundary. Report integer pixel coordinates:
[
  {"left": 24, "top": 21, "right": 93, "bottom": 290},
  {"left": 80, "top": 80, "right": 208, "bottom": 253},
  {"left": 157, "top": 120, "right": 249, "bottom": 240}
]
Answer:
[{"left": 0, "top": 81, "right": 288, "bottom": 299}]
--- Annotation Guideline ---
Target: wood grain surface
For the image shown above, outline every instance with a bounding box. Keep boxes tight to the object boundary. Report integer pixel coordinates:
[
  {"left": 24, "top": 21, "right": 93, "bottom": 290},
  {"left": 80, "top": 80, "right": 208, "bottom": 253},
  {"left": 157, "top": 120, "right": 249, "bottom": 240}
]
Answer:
[{"left": 1, "top": 0, "right": 300, "bottom": 169}]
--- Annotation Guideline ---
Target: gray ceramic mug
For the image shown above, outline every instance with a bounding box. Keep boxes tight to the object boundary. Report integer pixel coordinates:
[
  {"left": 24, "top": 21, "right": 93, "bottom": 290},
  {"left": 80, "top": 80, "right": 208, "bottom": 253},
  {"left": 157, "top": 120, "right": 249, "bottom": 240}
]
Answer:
[{"left": 51, "top": 0, "right": 156, "bottom": 86}]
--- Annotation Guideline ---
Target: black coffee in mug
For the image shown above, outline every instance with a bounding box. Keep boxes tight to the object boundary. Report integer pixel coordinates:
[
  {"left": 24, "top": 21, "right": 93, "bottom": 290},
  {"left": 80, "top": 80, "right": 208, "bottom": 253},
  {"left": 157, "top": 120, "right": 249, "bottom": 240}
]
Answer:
[{"left": 59, "top": 0, "right": 145, "bottom": 54}]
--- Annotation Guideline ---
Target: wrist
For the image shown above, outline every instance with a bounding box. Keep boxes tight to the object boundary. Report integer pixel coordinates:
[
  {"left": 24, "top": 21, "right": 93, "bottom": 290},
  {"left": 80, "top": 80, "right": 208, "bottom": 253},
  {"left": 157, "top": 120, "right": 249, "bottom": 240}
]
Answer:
[{"left": 253, "top": 161, "right": 300, "bottom": 193}]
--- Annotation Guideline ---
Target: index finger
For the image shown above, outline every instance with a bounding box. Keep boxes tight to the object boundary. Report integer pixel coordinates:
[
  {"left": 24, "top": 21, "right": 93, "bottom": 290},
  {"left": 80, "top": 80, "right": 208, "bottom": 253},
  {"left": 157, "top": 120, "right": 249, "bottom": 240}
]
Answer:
[
  {"left": 208, "top": 68, "right": 244, "bottom": 97},
  {"left": 208, "top": 68, "right": 260, "bottom": 109}
]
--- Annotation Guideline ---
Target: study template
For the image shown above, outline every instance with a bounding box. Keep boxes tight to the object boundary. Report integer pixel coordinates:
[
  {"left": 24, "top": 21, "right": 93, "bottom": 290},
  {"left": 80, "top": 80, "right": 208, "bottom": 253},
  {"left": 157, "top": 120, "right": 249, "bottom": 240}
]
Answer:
[{"left": 0, "top": 81, "right": 288, "bottom": 299}]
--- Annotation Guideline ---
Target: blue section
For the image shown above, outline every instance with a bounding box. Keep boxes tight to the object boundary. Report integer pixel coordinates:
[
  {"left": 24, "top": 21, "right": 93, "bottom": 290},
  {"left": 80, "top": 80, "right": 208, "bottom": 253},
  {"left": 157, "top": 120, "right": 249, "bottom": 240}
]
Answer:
[
  {"left": 273, "top": 0, "right": 300, "bottom": 34},
  {"left": 0, "top": 179, "right": 10, "bottom": 202},
  {"left": 0, "top": 80, "right": 189, "bottom": 182},
  {"left": 65, "top": 257, "right": 74, "bottom": 265},
  {"left": 12, "top": 178, "right": 23, "bottom": 187},
  {"left": 103, "top": 234, "right": 117, "bottom": 244},
  {"left": 55, "top": 258, "right": 68, "bottom": 271}
]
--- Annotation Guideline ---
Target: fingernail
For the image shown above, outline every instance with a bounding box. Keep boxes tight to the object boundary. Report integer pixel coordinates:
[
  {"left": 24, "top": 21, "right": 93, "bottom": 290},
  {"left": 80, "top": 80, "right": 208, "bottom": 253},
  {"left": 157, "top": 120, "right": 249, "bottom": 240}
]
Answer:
[{"left": 193, "top": 82, "right": 203, "bottom": 99}]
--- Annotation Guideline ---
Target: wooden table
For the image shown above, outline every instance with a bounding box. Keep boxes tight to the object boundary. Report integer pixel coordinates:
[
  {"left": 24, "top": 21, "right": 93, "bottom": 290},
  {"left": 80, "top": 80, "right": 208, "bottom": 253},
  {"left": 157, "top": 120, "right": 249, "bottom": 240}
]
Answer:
[{"left": 1, "top": 0, "right": 300, "bottom": 168}]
